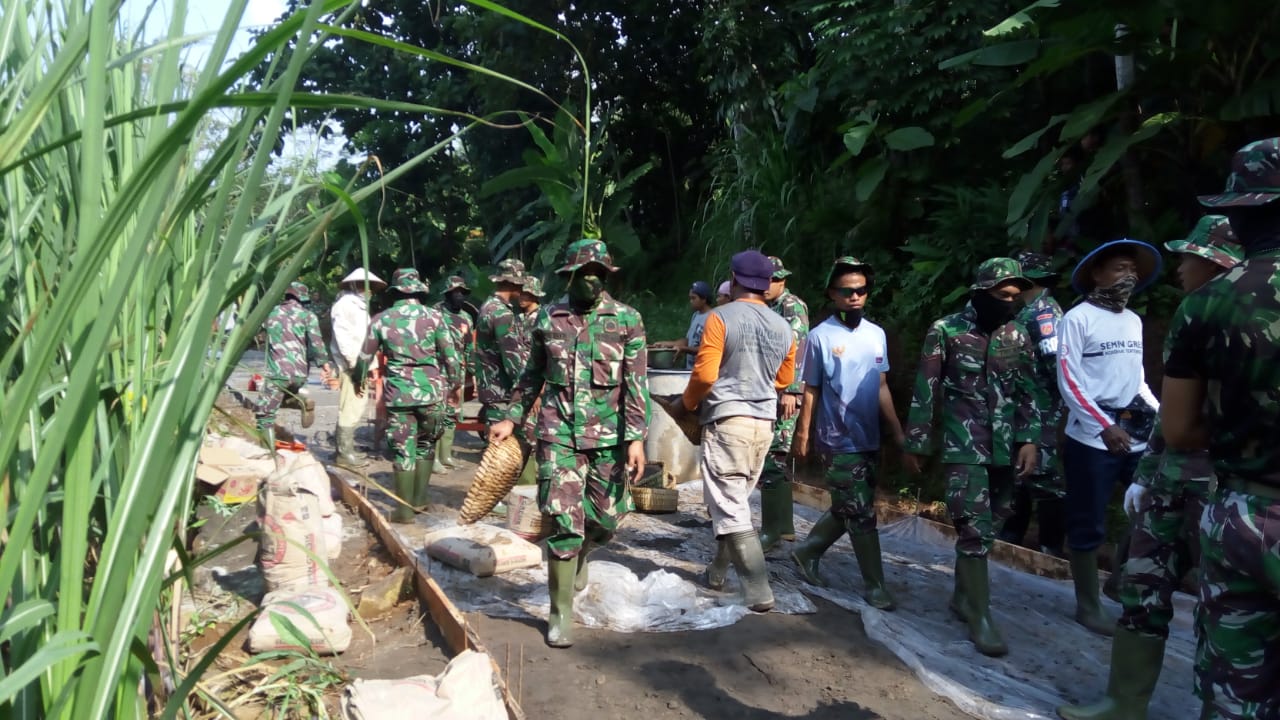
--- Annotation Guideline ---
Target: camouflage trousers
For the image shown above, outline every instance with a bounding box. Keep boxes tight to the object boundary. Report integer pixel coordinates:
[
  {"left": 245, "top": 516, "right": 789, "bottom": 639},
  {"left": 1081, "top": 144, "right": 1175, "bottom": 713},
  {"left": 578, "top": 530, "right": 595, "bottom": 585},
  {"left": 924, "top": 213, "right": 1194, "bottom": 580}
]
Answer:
[
  {"left": 821, "top": 452, "right": 879, "bottom": 535},
  {"left": 441, "top": 386, "right": 463, "bottom": 430},
  {"left": 537, "top": 441, "right": 635, "bottom": 560},
  {"left": 1196, "top": 485, "right": 1280, "bottom": 720},
  {"left": 1027, "top": 445, "right": 1065, "bottom": 498},
  {"left": 759, "top": 413, "right": 797, "bottom": 490},
  {"left": 386, "top": 403, "right": 446, "bottom": 472},
  {"left": 945, "top": 464, "right": 1016, "bottom": 558},
  {"left": 1118, "top": 476, "right": 1209, "bottom": 640},
  {"left": 254, "top": 375, "right": 306, "bottom": 430}
]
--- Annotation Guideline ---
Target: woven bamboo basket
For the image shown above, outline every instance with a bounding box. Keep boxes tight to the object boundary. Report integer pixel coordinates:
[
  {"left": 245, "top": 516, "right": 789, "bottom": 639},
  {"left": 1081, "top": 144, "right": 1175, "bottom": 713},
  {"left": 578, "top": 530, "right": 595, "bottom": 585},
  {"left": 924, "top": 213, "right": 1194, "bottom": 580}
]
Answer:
[
  {"left": 632, "top": 485, "right": 678, "bottom": 514},
  {"left": 654, "top": 395, "right": 702, "bottom": 445},
  {"left": 459, "top": 436, "right": 526, "bottom": 524}
]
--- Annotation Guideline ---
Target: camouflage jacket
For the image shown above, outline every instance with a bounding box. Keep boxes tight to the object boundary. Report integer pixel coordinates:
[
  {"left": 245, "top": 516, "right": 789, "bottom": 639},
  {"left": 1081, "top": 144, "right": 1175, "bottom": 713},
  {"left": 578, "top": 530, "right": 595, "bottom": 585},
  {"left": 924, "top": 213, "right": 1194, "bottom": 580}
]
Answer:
[
  {"left": 770, "top": 290, "right": 809, "bottom": 395},
  {"left": 367, "top": 298, "right": 462, "bottom": 408},
  {"left": 436, "top": 303, "right": 474, "bottom": 383},
  {"left": 1015, "top": 290, "right": 1065, "bottom": 448},
  {"left": 263, "top": 299, "right": 329, "bottom": 382},
  {"left": 905, "top": 304, "right": 1042, "bottom": 465},
  {"left": 475, "top": 295, "right": 524, "bottom": 407},
  {"left": 1132, "top": 417, "right": 1214, "bottom": 489},
  {"left": 1162, "top": 250, "right": 1280, "bottom": 487},
  {"left": 508, "top": 292, "right": 651, "bottom": 449}
]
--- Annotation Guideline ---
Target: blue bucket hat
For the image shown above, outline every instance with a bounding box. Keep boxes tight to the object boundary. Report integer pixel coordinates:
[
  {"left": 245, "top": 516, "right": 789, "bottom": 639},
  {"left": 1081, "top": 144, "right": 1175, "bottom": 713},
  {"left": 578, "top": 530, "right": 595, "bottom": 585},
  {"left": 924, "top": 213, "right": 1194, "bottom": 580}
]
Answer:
[{"left": 1070, "top": 239, "right": 1163, "bottom": 295}]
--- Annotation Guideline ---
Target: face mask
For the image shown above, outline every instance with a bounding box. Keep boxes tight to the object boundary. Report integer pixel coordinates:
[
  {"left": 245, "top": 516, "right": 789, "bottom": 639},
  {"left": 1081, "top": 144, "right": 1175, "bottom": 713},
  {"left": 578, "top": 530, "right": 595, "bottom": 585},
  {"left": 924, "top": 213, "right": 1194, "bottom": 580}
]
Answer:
[
  {"left": 444, "top": 291, "right": 464, "bottom": 312},
  {"left": 568, "top": 273, "right": 604, "bottom": 307},
  {"left": 1087, "top": 274, "right": 1137, "bottom": 313},
  {"left": 837, "top": 309, "right": 863, "bottom": 328},
  {"left": 971, "top": 291, "right": 1018, "bottom": 333}
]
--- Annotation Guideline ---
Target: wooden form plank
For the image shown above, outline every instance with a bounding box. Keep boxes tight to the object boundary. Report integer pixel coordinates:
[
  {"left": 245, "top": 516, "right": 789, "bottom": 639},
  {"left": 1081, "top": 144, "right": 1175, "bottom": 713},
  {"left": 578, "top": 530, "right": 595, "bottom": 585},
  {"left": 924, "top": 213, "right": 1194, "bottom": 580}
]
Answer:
[{"left": 329, "top": 466, "right": 527, "bottom": 720}]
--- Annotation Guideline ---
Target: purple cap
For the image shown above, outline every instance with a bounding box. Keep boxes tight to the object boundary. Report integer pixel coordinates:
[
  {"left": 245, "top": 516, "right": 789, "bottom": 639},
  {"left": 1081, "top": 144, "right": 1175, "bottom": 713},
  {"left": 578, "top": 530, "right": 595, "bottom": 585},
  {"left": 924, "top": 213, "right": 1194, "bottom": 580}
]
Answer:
[
  {"left": 730, "top": 250, "right": 774, "bottom": 292},
  {"left": 717, "top": 281, "right": 731, "bottom": 296}
]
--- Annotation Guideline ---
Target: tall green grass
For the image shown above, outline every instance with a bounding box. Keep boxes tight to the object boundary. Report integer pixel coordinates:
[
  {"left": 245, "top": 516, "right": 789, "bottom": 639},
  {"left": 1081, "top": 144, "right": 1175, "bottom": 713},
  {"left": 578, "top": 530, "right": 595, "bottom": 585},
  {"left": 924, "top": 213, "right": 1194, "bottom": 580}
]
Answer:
[{"left": 0, "top": 0, "right": 564, "bottom": 716}]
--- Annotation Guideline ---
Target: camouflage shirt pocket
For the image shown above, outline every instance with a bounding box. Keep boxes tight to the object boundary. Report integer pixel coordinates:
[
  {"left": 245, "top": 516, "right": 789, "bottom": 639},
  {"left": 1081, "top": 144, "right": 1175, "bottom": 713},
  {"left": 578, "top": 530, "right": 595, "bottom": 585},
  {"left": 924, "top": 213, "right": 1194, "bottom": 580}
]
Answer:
[
  {"left": 544, "top": 330, "right": 573, "bottom": 386},
  {"left": 591, "top": 332, "right": 624, "bottom": 387}
]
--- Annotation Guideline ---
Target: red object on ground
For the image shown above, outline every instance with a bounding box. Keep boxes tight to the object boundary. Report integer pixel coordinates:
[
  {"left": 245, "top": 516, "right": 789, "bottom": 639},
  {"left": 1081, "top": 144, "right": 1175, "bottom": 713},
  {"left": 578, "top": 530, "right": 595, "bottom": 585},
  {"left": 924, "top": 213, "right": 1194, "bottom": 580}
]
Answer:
[
  {"left": 248, "top": 373, "right": 263, "bottom": 392},
  {"left": 275, "top": 439, "right": 306, "bottom": 452}
]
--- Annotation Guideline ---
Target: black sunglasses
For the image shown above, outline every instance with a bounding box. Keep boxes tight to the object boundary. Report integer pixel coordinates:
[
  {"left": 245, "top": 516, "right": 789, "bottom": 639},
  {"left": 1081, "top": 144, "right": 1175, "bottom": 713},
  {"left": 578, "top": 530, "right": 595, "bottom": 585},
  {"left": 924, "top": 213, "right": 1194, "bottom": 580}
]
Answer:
[{"left": 832, "top": 286, "right": 869, "bottom": 298}]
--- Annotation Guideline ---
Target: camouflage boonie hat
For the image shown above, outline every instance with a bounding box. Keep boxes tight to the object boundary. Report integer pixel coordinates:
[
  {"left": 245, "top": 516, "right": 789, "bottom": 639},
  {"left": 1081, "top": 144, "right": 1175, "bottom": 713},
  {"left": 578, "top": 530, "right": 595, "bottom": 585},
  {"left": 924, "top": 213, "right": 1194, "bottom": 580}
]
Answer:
[
  {"left": 285, "top": 281, "right": 310, "bottom": 302},
  {"left": 824, "top": 256, "right": 873, "bottom": 287},
  {"left": 521, "top": 276, "right": 546, "bottom": 298},
  {"left": 489, "top": 258, "right": 528, "bottom": 285},
  {"left": 1013, "top": 250, "right": 1057, "bottom": 280},
  {"left": 768, "top": 256, "right": 792, "bottom": 279},
  {"left": 389, "top": 268, "right": 429, "bottom": 295},
  {"left": 1199, "top": 137, "right": 1280, "bottom": 208},
  {"left": 971, "top": 257, "right": 1032, "bottom": 291},
  {"left": 1164, "top": 216, "right": 1244, "bottom": 270},
  {"left": 556, "top": 239, "right": 619, "bottom": 274},
  {"left": 443, "top": 275, "right": 471, "bottom": 293}
]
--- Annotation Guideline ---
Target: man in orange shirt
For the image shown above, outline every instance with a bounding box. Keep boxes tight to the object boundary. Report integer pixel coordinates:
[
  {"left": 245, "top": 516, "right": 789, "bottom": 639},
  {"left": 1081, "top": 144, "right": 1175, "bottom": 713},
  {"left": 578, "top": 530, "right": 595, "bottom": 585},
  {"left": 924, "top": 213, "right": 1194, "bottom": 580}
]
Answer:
[{"left": 670, "top": 249, "right": 797, "bottom": 612}]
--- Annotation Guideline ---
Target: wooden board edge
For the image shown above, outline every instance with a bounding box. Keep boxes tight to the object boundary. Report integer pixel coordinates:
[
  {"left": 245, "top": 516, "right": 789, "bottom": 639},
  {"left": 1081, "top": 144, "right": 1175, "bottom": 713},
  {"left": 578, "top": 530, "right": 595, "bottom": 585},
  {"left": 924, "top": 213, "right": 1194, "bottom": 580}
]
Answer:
[
  {"left": 329, "top": 466, "right": 528, "bottom": 720},
  {"left": 791, "top": 481, "right": 1076, "bottom": 581}
]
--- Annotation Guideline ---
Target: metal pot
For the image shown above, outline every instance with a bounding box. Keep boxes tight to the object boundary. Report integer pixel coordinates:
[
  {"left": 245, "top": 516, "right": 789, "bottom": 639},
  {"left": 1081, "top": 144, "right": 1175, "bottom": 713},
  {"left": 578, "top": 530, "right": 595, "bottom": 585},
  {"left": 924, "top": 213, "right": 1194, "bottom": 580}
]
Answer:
[{"left": 647, "top": 347, "right": 680, "bottom": 370}]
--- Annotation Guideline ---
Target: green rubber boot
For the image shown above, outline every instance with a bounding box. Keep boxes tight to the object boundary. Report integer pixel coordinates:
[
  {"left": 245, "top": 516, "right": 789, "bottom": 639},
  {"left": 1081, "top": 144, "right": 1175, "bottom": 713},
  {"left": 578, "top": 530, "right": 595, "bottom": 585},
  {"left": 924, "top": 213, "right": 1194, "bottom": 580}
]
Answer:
[
  {"left": 950, "top": 558, "right": 971, "bottom": 623},
  {"left": 791, "top": 511, "right": 845, "bottom": 587},
  {"left": 546, "top": 556, "right": 577, "bottom": 648},
  {"left": 516, "top": 456, "right": 538, "bottom": 486},
  {"left": 1071, "top": 550, "right": 1117, "bottom": 636},
  {"left": 727, "top": 530, "right": 775, "bottom": 612},
  {"left": 955, "top": 556, "right": 1008, "bottom": 657},
  {"left": 1056, "top": 627, "right": 1166, "bottom": 720},
  {"left": 758, "top": 484, "right": 796, "bottom": 552},
  {"left": 705, "top": 538, "right": 732, "bottom": 590},
  {"left": 413, "top": 455, "right": 434, "bottom": 511},
  {"left": 335, "top": 426, "right": 367, "bottom": 468},
  {"left": 575, "top": 527, "right": 609, "bottom": 592},
  {"left": 437, "top": 427, "right": 457, "bottom": 468},
  {"left": 389, "top": 469, "right": 416, "bottom": 523},
  {"left": 850, "top": 531, "right": 897, "bottom": 611},
  {"left": 1102, "top": 531, "right": 1131, "bottom": 604}
]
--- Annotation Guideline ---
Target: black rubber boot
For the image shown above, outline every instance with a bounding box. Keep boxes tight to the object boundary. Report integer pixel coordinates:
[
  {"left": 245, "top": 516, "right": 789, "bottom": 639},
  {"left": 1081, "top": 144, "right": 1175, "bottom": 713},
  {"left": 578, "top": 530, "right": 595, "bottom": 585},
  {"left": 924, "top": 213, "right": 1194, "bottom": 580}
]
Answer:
[
  {"left": 389, "top": 469, "right": 416, "bottom": 523},
  {"left": 1056, "top": 626, "right": 1166, "bottom": 720},
  {"left": 546, "top": 556, "right": 576, "bottom": 648},
  {"left": 791, "top": 511, "right": 845, "bottom": 587},
  {"left": 955, "top": 555, "right": 1008, "bottom": 656},
  {"left": 999, "top": 484, "right": 1033, "bottom": 546},
  {"left": 850, "top": 531, "right": 897, "bottom": 610},
  {"left": 1071, "top": 550, "right": 1117, "bottom": 636},
  {"left": 705, "top": 538, "right": 731, "bottom": 590},
  {"left": 726, "top": 530, "right": 775, "bottom": 612}
]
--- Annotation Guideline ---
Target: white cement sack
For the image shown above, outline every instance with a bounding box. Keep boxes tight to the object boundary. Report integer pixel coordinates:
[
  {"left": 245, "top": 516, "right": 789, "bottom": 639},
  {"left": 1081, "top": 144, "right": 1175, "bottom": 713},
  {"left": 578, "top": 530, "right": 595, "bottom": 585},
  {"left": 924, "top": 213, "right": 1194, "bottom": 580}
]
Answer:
[
  {"left": 272, "top": 450, "right": 336, "bottom": 516},
  {"left": 212, "top": 434, "right": 272, "bottom": 459},
  {"left": 258, "top": 469, "right": 330, "bottom": 592},
  {"left": 248, "top": 586, "right": 352, "bottom": 655},
  {"left": 341, "top": 650, "right": 505, "bottom": 720},
  {"left": 424, "top": 525, "right": 542, "bottom": 577},
  {"left": 322, "top": 513, "right": 343, "bottom": 561}
]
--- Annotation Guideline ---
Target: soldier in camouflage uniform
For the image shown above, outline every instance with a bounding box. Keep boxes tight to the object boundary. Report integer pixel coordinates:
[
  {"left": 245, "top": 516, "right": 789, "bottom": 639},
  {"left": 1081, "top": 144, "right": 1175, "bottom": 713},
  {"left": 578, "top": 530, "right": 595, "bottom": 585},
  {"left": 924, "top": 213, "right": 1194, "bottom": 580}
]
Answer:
[
  {"left": 1161, "top": 138, "right": 1280, "bottom": 720},
  {"left": 254, "top": 282, "right": 332, "bottom": 445},
  {"left": 511, "top": 276, "right": 546, "bottom": 485},
  {"left": 998, "top": 250, "right": 1068, "bottom": 557},
  {"left": 434, "top": 275, "right": 474, "bottom": 472},
  {"left": 758, "top": 255, "right": 809, "bottom": 551},
  {"left": 490, "top": 239, "right": 650, "bottom": 648},
  {"left": 362, "top": 269, "right": 462, "bottom": 523},
  {"left": 475, "top": 259, "right": 529, "bottom": 427},
  {"left": 1059, "top": 218, "right": 1243, "bottom": 720},
  {"left": 904, "top": 258, "right": 1041, "bottom": 657}
]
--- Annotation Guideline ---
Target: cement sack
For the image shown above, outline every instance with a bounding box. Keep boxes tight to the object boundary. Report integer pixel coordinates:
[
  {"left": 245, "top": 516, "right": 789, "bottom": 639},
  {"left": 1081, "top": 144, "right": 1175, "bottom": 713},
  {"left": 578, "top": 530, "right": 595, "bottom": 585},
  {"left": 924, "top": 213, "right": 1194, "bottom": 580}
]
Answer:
[
  {"left": 258, "top": 466, "right": 330, "bottom": 592},
  {"left": 322, "top": 513, "right": 343, "bottom": 561},
  {"left": 272, "top": 450, "right": 336, "bottom": 516},
  {"left": 211, "top": 434, "right": 272, "bottom": 459},
  {"left": 424, "top": 524, "right": 541, "bottom": 577},
  {"left": 341, "top": 650, "right": 505, "bottom": 720},
  {"left": 248, "top": 586, "right": 352, "bottom": 655}
]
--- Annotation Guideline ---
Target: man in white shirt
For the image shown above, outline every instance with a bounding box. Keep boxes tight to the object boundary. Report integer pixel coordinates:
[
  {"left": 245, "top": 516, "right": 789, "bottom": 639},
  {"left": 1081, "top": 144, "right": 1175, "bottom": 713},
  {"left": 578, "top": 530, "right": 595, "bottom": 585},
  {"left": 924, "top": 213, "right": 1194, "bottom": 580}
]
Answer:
[
  {"left": 330, "top": 268, "right": 386, "bottom": 467},
  {"left": 1057, "top": 239, "right": 1162, "bottom": 636}
]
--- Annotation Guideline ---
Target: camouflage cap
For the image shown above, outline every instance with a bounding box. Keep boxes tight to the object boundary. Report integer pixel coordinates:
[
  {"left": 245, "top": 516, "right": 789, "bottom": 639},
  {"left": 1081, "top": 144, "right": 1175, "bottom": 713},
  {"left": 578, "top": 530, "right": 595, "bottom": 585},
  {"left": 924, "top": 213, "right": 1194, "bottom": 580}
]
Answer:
[
  {"left": 389, "top": 268, "right": 429, "bottom": 295},
  {"left": 1164, "top": 216, "right": 1244, "bottom": 270},
  {"left": 521, "top": 276, "right": 546, "bottom": 298},
  {"left": 768, "top": 256, "right": 792, "bottom": 279},
  {"left": 1199, "top": 137, "right": 1280, "bottom": 208},
  {"left": 443, "top": 275, "right": 471, "bottom": 294},
  {"left": 285, "top": 281, "right": 310, "bottom": 302},
  {"left": 489, "top": 258, "right": 528, "bottom": 285},
  {"left": 556, "top": 239, "right": 619, "bottom": 275},
  {"left": 971, "top": 257, "right": 1032, "bottom": 291},
  {"left": 1013, "top": 250, "right": 1056, "bottom": 280},
  {"left": 824, "top": 256, "right": 873, "bottom": 287}
]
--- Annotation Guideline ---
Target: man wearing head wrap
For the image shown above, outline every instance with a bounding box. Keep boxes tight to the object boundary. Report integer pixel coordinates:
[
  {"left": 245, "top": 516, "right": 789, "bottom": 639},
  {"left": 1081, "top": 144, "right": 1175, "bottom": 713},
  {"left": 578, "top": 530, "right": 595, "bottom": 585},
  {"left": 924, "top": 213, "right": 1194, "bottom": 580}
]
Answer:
[
  {"left": 716, "top": 280, "right": 732, "bottom": 306},
  {"left": 904, "top": 258, "right": 1042, "bottom": 657},
  {"left": 1057, "top": 239, "right": 1163, "bottom": 637},
  {"left": 254, "top": 281, "right": 333, "bottom": 447},
  {"left": 330, "top": 268, "right": 387, "bottom": 467},
  {"left": 1161, "top": 138, "right": 1280, "bottom": 720},
  {"left": 650, "top": 280, "right": 715, "bottom": 369}
]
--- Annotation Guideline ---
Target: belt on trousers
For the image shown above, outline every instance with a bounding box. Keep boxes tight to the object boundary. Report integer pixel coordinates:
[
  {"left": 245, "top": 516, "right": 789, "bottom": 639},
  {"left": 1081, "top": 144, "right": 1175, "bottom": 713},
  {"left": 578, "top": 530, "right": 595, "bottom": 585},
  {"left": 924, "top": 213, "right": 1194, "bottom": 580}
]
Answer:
[{"left": 1216, "top": 476, "right": 1280, "bottom": 502}]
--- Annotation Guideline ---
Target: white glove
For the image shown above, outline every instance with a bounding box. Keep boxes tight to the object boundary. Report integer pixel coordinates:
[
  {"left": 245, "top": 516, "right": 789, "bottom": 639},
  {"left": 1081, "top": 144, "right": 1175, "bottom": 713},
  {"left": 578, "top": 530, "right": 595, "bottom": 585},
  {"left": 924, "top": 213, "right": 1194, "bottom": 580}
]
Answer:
[{"left": 1123, "top": 483, "right": 1150, "bottom": 518}]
